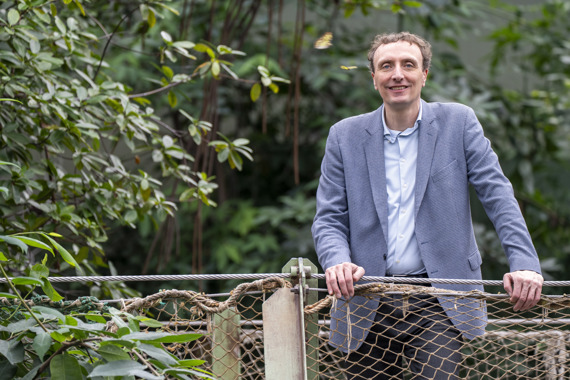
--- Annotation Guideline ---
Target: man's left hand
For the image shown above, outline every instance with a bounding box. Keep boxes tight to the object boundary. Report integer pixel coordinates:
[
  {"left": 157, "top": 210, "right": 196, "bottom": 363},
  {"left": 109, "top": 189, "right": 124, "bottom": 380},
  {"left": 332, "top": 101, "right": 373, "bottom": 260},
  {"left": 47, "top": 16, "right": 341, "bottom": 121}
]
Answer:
[{"left": 503, "top": 270, "right": 543, "bottom": 311}]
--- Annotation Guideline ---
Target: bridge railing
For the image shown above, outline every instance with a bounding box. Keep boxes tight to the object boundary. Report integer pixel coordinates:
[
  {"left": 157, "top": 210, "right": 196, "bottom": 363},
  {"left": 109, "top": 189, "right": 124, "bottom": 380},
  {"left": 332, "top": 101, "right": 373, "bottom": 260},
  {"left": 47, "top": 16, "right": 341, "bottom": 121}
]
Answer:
[{"left": 2, "top": 257, "right": 570, "bottom": 379}]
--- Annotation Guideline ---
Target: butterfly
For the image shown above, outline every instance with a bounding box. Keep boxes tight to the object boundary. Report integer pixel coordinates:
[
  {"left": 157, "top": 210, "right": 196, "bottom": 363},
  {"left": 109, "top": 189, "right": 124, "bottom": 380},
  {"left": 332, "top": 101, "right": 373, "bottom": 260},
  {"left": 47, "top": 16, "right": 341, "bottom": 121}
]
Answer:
[
  {"left": 314, "top": 32, "right": 333, "bottom": 49},
  {"left": 340, "top": 65, "right": 358, "bottom": 70}
]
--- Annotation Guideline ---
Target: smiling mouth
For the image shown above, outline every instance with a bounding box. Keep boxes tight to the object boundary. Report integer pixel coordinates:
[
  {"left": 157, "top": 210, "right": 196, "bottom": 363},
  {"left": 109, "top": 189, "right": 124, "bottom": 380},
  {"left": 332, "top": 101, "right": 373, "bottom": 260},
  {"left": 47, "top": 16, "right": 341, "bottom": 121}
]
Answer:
[{"left": 389, "top": 86, "right": 408, "bottom": 90}]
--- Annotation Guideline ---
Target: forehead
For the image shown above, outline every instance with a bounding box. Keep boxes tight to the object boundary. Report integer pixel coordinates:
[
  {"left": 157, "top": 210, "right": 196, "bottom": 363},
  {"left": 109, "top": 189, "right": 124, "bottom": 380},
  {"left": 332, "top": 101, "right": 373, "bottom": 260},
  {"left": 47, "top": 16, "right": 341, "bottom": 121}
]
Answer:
[{"left": 373, "top": 41, "right": 422, "bottom": 64}]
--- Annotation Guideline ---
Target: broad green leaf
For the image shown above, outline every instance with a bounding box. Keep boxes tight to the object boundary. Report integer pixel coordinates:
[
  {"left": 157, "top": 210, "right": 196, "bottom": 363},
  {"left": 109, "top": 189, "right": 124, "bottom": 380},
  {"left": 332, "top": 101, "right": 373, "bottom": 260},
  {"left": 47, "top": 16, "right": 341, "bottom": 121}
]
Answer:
[
  {"left": 11, "top": 277, "right": 43, "bottom": 286},
  {"left": 0, "top": 341, "right": 24, "bottom": 365},
  {"left": 0, "top": 235, "right": 28, "bottom": 253},
  {"left": 41, "top": 279, "right": 64, "bottom": 301},
  {"left": 128, "top": 370, "right": 163, "bottom": 380},
  {"left": 50, "top": 354, "right": 84, "bottom": 379},
  {"left": 50, "top": 330, "right": 68, "bottom": 343},
  {"left": 33, "top": 306, "right": 66, "bottom": 323},
  {"left": 99, "top": 339, "right": 137, "bottom": 349},
  {"left": 97, "top": 344, "right": 131, "bottom": 362},
  {"left": 211, "top": 61, "right": 220, "bottom": 77},
  {"left": 55, "top": 16, "right": 67, "bottom": 34},
  {"left": 7, "top": 9, "right": 19, "bottom": 26},
  {"left": 1, "top": 318, "right": 36, "bottom": 333},
  {"left": 30, "top": 39, "right": 41, "bottom": 54},
  {"left": 43, "top": 235, "right": 77, "bottom": 268},
  {"left": 178, "top": 359, "right": 206, "bottom": 367},
  {"left": 124, "top": 210, "right": 138, "bottom": 224},
  {"left": 85, "top": 314, "right": 107, "bottom": 324},
  {"left": 164, "top": 367, "right": 215, "bottom": 379},
  {"left": 162, "top": 65, "right": 174, "bottom": 80},
  {"left": 135, "top": 316, "right": 163, "bottom": 328},
  {"left": 33, "top": 333, "right": 53, "bottom": 361},
  {"left": 0, "top": 361, "right": 17, "bottom": 380},
  {"left": 138, "top": 343, "right": 177, "bottom": 365},
  {"left": 161, "top": 31, "right": 172, "bottom": 43},
  {"left": 0, "top": 252, "right": 7, "bottom": 261},
  {"left": 147, "top": 9, "right": 156, "bottom": 28},
  {"left": 73, "top": 0, "right": 86, "bottom": 16},
  {"left": 269, "top": 83, "right": 279, "bottom": 94},
  {"left": 168, "top": 91, "right": 177, "bottom": 107},
  {"left": 17, "top": 237, "right": 53, "bottom": 253},
  {"left": 0, "top": 292, "right": 17, "bottom": 298},
  {"left": 122, "top": 332, "right": 202, "bottom": 344},
  {"left": 172, "top": 41, "right": 195, "bottom": 49},
  {"left": 31, "top": 263, "right": 50, "bottom": 279},
  {"left": 88, "top": 360, "right": 146, "bottom": 377},
  {"left": 403, "top": 0, "right": 423, "bottom": 7},
  {"left": 250, "top": 83, "right": 261, "bottom": 102},
  {"left": 30, "top": 263, "right": 49, "bottom": 279}
]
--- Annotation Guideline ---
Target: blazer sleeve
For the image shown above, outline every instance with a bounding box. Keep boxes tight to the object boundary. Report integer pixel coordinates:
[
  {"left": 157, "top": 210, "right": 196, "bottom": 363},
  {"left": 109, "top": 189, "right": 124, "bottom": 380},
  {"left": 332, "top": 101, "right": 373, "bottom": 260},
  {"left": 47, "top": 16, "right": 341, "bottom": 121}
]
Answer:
[
  {"left": 312, "top": 125, "right": 352, "bottom": 271},
  {"left": 462, "top": 107, "right": 541, "bottom": 274}
]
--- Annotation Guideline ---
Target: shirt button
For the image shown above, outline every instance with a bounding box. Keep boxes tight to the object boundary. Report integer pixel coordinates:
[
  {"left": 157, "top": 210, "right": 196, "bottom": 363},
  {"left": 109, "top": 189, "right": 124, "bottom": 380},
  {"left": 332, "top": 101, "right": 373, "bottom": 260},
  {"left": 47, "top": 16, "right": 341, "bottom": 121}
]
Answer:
[
  {"left": 401, "top": 208, "right": 406, "bottom": 214},
  {"left": 400, "top": 158, "right": 406, "bottom": 163},
  {"left": 399, "top": 234, "right": 404, "bottom": 239},
  {"left": 403, "top": 183, "right": 408, "bottom": 189}
]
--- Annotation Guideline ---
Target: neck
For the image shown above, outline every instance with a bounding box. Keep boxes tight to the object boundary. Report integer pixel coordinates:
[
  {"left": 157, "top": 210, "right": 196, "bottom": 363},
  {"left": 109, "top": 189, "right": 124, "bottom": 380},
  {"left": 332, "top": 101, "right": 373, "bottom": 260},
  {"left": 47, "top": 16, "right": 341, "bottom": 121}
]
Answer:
[{"left": 384, "top": 101, "right": 420, "bottom": 131}]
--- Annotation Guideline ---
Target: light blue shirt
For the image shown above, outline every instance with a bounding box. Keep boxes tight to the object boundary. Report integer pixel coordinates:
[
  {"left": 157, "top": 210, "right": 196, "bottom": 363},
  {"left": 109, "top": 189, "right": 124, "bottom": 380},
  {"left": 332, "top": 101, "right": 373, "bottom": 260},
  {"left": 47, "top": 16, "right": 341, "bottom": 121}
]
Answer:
[{"left": 382, "top": 104, "right": 425, "bottom": 275}]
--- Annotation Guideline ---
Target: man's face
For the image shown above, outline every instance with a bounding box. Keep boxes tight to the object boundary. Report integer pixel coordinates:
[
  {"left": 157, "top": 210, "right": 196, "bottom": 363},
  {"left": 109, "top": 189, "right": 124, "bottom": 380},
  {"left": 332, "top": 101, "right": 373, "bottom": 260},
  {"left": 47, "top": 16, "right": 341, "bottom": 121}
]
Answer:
[{"left": 371, "top": 41, "right": 428, "bottom": 111}]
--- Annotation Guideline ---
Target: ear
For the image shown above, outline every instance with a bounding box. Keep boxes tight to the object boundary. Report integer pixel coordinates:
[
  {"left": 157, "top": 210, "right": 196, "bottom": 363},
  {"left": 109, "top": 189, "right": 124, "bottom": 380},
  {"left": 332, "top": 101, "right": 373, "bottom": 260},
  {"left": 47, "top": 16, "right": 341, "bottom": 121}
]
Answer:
[
  {"left": 371, "top": 72, "right": 377, "bottom": 90},
  {"left": 422, "top": 69, "right": 429, "bottom": 87}
]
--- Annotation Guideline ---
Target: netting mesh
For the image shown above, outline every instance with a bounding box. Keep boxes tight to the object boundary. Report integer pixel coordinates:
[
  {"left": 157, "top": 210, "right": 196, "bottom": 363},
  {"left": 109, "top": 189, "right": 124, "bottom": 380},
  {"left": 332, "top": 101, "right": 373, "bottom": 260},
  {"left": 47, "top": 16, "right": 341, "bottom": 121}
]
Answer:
[
  {"left": 3, "top": 278, "right": 570, "bottom": 379},
  {"left": 306, "top": 288, "right": 570, "bottom": 379}
]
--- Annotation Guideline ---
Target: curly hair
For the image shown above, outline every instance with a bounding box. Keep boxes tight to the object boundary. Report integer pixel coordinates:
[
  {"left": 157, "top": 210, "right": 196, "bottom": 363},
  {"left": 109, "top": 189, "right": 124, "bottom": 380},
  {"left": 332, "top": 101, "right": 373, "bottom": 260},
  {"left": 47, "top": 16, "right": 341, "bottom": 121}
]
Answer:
[{"left": 367, "top": 32, "right": 432, "bottom": 73}]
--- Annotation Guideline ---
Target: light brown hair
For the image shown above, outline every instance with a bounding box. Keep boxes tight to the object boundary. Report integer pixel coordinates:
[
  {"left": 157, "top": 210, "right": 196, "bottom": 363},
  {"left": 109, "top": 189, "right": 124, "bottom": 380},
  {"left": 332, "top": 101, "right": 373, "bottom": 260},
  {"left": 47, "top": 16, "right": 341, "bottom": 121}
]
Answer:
[{"left": 368, "top": 32, "right": 432, "bottom": 73}]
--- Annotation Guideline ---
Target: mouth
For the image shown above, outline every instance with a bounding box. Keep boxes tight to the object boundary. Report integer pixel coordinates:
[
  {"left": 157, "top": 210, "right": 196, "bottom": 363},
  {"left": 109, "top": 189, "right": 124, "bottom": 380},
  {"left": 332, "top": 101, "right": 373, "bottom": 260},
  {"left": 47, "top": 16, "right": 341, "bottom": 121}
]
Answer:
[{"left": 389, "top": 86, "right": 408, "bottom": 90}]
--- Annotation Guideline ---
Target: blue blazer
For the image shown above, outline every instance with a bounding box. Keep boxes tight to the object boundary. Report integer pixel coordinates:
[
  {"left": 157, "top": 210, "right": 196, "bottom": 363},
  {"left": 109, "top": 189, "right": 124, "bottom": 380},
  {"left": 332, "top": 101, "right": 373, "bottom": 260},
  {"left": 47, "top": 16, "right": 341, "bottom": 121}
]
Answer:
[{"left": 312, "top": 100, "right": 542, "bottom": 352}]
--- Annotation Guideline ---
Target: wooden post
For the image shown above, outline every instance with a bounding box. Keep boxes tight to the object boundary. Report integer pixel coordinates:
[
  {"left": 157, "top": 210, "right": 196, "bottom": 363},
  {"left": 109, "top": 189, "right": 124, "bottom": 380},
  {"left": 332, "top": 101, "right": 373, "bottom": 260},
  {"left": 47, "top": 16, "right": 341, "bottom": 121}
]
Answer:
[
  {"left": 212, "top": 307, "right": 241, "bottom": 379},
  {"left": 282, "top": 258, "right": 320, "bottom": 380},
  {"left": 263, "top": 288, "right": 306, "bottom": 379}
]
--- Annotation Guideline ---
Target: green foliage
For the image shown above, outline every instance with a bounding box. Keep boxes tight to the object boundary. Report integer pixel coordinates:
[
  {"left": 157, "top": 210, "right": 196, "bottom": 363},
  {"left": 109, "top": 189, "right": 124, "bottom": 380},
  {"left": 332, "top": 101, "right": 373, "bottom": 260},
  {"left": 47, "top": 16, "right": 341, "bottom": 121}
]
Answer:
[
  {"left": 0, "top": 0, "right": 255, "bottom": 296},
  {"left": 0, "top": 305, "right": 211, "bottom": 379},
  {"left": 0, "top": 231, "right": 211, "bottom": 379}
]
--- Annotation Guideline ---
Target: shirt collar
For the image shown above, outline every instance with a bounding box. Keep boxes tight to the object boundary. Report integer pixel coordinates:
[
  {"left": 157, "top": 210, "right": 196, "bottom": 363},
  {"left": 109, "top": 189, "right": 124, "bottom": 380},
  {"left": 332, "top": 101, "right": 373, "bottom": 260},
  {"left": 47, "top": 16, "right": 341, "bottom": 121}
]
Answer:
[{"left": 382, "top": 102, "right": 423, "bottom": 139}]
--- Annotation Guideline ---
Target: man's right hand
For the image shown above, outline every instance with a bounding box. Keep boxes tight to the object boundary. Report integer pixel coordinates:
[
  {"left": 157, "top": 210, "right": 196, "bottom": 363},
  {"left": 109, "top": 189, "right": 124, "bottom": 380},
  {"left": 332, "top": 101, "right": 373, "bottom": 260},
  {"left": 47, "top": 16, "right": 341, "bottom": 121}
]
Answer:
[{"left": 325, "top": 262, "right": 365, "bottom": 299}]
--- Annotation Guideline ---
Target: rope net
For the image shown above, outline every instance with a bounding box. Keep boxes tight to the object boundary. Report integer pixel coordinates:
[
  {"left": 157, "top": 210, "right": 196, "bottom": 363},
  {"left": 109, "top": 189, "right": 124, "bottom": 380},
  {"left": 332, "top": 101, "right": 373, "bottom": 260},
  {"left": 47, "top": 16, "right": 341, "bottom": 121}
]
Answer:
[{"left": 3, "top": 277, "right": 570, "bottom": 379}]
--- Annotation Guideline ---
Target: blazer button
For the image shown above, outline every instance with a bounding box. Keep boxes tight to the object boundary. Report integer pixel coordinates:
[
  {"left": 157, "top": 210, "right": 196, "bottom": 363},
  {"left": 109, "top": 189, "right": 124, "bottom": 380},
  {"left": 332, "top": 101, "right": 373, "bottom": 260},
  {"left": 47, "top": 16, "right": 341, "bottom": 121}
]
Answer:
[{"left": 383, "top": 254, "right": 387, "bottom": 260}]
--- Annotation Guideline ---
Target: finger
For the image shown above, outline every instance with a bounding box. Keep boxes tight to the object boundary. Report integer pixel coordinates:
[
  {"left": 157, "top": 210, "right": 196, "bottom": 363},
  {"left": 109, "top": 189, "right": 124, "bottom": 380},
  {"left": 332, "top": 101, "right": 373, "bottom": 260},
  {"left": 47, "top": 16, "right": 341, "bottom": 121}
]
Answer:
[
  {"left": 522, "top": 282, "right": 543, "bottom": 310},
  {"left": 519, "top": 287, "right": 537, "bottom": 311},
  {"left": 503, "top": 273, "right": 513, "bottom": 296},
  {"left": 326, "top": 269, "right": 340, "bottom": 298},
  {"left": 509, "top": 276, "right": 523, "bottom": 308},
  {"left": 514, "top": 284, "right": 530, "bottom": 311},
  {"left": 352, "top": 266, "right": 365, "bottom": 282},
  {"left": 341, "top": 265, "right": 353, "bottom": 298}
]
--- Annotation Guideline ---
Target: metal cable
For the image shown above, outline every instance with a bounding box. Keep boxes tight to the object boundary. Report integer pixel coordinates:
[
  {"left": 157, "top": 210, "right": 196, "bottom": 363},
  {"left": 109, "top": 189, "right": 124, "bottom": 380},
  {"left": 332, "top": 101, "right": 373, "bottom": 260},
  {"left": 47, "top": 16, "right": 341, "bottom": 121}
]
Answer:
[
  {"left": 0, "top": 272, "right": 568, "bottom": 286},
  {"left": 0, "top": 273, "right": 289, "bottom": 283}
]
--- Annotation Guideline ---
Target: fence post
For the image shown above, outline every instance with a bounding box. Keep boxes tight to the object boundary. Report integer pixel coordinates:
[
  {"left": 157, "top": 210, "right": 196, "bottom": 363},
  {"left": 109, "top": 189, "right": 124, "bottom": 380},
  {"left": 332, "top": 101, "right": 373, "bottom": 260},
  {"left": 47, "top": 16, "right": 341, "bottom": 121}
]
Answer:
[
  {"left": 282, "top": 258, "right": 320, "bottom": 380},
  {"left": 212, "top": 307, "right": 241, "bottom": 379},
  {"left": 263, "top": 287, "right": 306, "bottom": 379}
]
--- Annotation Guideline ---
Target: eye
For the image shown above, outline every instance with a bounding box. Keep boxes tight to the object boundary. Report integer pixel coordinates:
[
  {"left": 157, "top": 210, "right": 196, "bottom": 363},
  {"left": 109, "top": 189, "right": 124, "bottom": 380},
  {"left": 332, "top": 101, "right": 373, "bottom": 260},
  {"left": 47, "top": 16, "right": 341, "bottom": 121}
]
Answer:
[
  {"left": 380, "top": 63, "right": 391, "bottom": 70},
  {"left": 404, "top": 62, "right": 415, "bottom": 68}
]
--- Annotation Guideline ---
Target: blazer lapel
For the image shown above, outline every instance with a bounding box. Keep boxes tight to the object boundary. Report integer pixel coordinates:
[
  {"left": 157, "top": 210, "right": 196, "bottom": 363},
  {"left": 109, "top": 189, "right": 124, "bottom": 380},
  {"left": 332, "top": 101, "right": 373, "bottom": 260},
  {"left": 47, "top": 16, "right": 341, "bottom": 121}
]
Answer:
[
  {"left": 414, "top": 100, "right": 438, "bottom": 216},
  {"left": 364, "top": 107, "right": 389, "bottom": 246}
]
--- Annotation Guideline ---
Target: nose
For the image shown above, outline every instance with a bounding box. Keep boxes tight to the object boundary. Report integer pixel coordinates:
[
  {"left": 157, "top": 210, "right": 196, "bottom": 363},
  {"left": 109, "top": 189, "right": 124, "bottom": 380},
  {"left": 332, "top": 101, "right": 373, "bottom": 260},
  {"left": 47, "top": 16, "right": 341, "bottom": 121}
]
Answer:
[{"left": 392, "top": 64, "right": 404, "bottom": 81}]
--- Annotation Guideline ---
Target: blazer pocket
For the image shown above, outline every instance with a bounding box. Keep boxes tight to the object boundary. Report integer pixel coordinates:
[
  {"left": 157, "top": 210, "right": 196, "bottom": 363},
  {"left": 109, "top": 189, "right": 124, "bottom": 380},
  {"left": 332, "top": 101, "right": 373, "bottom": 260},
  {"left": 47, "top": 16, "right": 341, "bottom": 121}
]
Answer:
[
  {"left": 431, "top": 159, "right": 458, "bottom": 183},
  {"left": 468, "top": 249, "right": 483, "bottom": 271}
]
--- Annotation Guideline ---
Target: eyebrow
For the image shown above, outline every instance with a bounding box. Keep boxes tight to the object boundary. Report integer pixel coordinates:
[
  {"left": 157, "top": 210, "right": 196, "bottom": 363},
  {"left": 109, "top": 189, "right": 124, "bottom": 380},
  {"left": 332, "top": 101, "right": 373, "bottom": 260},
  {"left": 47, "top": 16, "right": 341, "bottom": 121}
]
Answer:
[{"left": 377, "top": 57, "right": 419, "bottom": 68}]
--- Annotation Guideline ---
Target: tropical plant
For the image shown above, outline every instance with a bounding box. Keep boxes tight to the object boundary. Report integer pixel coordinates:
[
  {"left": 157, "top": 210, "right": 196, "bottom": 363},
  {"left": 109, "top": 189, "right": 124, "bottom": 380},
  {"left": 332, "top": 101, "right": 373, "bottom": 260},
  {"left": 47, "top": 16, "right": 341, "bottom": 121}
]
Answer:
[{"left": 0, "top": 231, "right": 212, "bottom": 379}]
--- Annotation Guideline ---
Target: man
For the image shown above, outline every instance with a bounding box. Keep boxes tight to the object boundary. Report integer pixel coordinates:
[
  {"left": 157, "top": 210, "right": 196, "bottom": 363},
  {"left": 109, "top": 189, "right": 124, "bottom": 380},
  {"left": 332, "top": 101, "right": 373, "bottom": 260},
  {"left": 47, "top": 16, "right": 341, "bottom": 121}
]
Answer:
[{"left": 312, "top": 32, "right": 543, "bottom": 379}]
